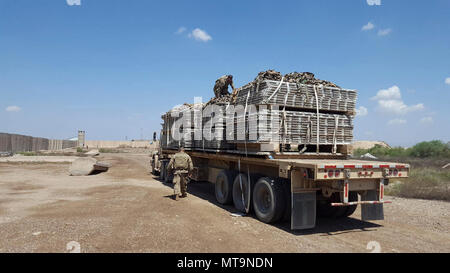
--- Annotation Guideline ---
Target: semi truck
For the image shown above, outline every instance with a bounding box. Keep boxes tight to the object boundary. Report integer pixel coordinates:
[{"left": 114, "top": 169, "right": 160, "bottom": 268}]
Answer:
[
  {"left": 150, "top": 146, "right": 409, "bottom": 230},
  {"left": 150, "top": 74, "right": 409, "bottom": 230}
]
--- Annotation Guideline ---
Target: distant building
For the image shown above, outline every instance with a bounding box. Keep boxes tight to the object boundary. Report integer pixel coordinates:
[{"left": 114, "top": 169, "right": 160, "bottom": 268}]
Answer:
[{"left": 78, "top": 131, "right": 85, "bottom": 148}]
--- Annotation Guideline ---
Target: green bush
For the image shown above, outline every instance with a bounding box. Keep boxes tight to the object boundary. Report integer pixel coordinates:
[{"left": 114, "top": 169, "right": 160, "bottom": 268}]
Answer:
[
  {"left": 408, "top": 140, "right": 450, "bottom": 158},
  {"left": 76, "top": 147, "right": 83, "bottom": 153},
  {"left": 354, "top": 140, "right": 450, "bottom": 159}
]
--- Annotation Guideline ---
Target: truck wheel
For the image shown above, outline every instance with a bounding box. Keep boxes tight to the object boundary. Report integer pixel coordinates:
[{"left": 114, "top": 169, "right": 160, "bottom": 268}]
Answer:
[
  {"left": 252, "top": 177, "right": 285, "bottom": 223},
  {"left": 160, "top": 162, "right": 166, "bottom": 181},
  {"left": 317, "top": 192, "right": 358, "bottom": 218},
  {"left": 215, "top": 170, "right": 236, "bottom": 205},
  {"left": 232, "top": 173, "right": 252, "bottom": 213},
  {"left": 317, "top": 193, "right": 339, "bottom": 218},
  {"left": 164, "top": 169, "right": 173, "bottom": 184},
  {"left": 340, "top": 192, "right": 358, "bottom": 218}
]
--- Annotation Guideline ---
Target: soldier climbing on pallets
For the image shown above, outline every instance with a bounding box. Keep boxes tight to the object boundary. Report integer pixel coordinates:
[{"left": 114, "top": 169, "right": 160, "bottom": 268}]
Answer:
[
  {"left": 167, "top": 146, "right": 194, "bottom": 201},
  {"left": 213, "top": 75, "right": 237, "bottom": 98}
]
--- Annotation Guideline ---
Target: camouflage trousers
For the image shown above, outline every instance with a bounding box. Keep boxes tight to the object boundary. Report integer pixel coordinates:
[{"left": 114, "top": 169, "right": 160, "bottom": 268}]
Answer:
[
  {"left": 173, "top": 172, "right": 188, "bottom": 196},
  {"left": 214, "top": 85, "right": 228, "bottom": 98}
]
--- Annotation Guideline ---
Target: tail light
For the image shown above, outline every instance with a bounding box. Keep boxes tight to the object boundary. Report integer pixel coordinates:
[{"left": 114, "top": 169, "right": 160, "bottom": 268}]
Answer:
[
  {"left": 328, "top": 170, "right": 334, "bottom": 177},
  {"left": 335, "top": 170, "right": 341, "bottom": 177}
]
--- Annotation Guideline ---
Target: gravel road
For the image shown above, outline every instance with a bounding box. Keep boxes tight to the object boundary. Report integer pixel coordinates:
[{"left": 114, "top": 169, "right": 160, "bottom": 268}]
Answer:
[{"left": 0, "top": 153, "right": 448, "bottom": 253}]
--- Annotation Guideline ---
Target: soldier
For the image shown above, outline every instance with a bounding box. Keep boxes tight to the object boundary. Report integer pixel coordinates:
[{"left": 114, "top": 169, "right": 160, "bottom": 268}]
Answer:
[
  {"left": 213, "top": 75, "right": 236, "bottom": 98},
  {"left": 167, "top": 146, "right": 193, "bottom": 201}
]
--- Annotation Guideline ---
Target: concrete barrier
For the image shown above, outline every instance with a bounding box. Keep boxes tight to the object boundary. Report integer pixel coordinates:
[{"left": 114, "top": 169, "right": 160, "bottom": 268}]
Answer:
[
  {"left": 0, "top": 133, "right": 12, "bottom": 152},
  {"left": 0, "top": 132, "right": 76, "bottom": 153},
  {"left": 85, "top": 140, "right": 157, "bottom": 149}
]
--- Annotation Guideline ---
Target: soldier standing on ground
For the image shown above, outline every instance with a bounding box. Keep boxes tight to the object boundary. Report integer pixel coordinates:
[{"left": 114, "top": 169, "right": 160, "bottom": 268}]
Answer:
[
  {"left": 167, "top": 146, "right": 193, "bottom": 201},
  {"left": 213, "top": 75, "right": 236, "bottom": 98}
]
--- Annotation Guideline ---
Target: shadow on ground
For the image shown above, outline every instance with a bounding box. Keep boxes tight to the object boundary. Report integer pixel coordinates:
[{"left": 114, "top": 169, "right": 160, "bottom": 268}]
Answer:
[{"left": 153, "top": 176, "right": 381, "bottom": 235}]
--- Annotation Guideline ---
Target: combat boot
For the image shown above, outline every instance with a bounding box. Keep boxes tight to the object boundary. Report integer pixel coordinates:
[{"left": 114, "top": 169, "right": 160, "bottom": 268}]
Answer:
[{"left": 174, "top": 194, "right": 179, "bottom": 201}]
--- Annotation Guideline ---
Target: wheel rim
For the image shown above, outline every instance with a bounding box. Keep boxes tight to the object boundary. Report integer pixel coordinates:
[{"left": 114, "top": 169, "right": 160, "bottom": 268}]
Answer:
[{"left": 255, "top": 185, "right": 271, "bottom": 214}]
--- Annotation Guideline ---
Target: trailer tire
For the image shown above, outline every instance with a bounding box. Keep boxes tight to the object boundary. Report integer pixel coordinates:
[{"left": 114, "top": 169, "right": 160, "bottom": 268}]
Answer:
[
  {"left": 341, "top": 192, "right": 358, "bottom": 218},
  {"left": 317, "top": 192, "right": 358, "bottom": 218},
  {"left": 164, "top": 168, "right": 173, "bottom": 184},
  {"left": 215, "top": 170, "right": 236, "bottom": 205},
  {"left": 252, "top": 177, "right": 285, "bottom": 223},
  {"left": 232, "top": 173, "right": 253, "bottom": 213},
  {"left": 160, "top": 161, "right": 166, "bottom": 182}
]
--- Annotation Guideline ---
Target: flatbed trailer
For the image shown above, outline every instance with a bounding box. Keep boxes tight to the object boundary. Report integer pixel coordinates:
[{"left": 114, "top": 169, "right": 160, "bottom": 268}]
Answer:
[{"left": 151, "top": 149, "right": 409, "bottom": 230}]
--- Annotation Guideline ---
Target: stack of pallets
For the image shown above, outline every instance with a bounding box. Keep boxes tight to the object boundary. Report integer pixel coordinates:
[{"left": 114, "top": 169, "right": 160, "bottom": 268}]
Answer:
[
  {"left": 160, "top": 75, "right": 357, "bottom": 154},
  {"left": 230, "top": 109, "right": 353, "bottom": 145},
  {"left": 234, "top": 80, "right": 357, "bottom": 114},
  {"left": 160, "top": 103, "right": 235, "bottom": 151}
]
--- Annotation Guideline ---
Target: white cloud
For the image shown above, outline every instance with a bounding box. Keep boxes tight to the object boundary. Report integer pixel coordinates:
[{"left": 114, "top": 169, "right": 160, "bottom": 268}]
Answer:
[
  {"left": 367, "top": 0, "right": 381, "bottom": 6},
  {"left": 378, "top": 28, "right": 392, "bottom": 36},
  {"left": 388, "top": 118, "right": 406, "bottom": 125},
  {"left": 188, "top": 28, "right": 212, "bottom": 42},
  {"left": 5, "top": 105, "right": 21, "bottom": 112},
  {"left": 377, "top": 100, "right": 424, "bottom": 115},
  {"left": 420, "top": 117, "right": 433, "bottom": 124},
  {"left": 372, "top": 85, "right": 402, "bottom": 100},
  {"left": 362, "top": 22, "right": 375, "bottom": 31},
  {"left": 175, "top": 27, "right": 186, "bottom": 35},
  {"left": 445, "top": 77, "right": 450, "bottom": 85},
  {"left": 372, "top": 85, "right": 424, "bottom": 115},
  {"left": 66, "top": 0, "right": 81, "bottom": 6},
  {"left": 356, "top": 106, "right": 368, "bottom": 117}
]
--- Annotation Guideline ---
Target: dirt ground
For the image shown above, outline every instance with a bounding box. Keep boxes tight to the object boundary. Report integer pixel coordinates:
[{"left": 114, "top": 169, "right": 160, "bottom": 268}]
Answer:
[{"left": 0, "top": 153, "right": 449, "bottom": 253}]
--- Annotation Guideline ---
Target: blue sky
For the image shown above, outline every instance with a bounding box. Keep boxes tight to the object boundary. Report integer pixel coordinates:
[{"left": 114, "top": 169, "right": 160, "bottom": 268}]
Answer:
[{"left": 0, "top": 0, "right": 449, "bottom": 146}]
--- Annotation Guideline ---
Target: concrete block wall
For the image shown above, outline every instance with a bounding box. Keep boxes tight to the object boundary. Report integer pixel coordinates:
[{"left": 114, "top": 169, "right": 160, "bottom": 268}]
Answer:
[
  {"left": 85, "top": 140, "right": 157, "bottom": 149},
  {"left": 0, "top": 133, "right": 77, "bottom": 153}
]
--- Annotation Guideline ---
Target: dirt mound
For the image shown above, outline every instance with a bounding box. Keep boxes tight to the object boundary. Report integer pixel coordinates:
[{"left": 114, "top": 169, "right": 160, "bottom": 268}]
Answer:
[{"left": 351, "top": 141, "right": 391, "bottom": 150}]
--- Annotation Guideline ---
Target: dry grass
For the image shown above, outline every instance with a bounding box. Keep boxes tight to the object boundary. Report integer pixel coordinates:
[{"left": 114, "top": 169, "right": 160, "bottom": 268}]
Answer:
[{"left": 387, "top": 168, "right": 450, "bottom": 201}]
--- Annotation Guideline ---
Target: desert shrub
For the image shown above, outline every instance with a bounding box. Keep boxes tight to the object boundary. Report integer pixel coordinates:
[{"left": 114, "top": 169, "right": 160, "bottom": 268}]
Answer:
[
  {"left": 386, "top": 168, "right": 450, "bottom": 201},
  {"left": 354, "top": 140, "right": 450, "bottom": 159},
  {"left": 408, "top": 140, "right": 450, "bottom": 158}
]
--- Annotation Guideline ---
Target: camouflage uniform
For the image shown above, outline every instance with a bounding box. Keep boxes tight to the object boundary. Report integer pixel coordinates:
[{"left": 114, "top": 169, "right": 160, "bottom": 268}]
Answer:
[
  {"left": 213, "top": 75, "right": 235, "bottom": 98},
  {"left": 167, "top": 151, "right": 193, "bottom": 198}
]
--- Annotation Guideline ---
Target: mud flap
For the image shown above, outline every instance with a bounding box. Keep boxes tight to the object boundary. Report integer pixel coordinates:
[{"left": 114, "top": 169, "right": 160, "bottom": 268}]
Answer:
[
  {"left": 361, "top": 190, "right": 384, "bottom": 221},
  {"left": 291, "top": 192, "right": 316, "bottom": 230}
]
